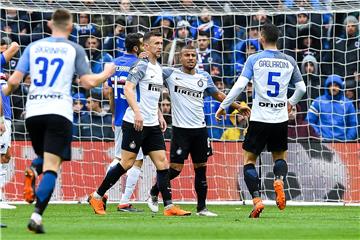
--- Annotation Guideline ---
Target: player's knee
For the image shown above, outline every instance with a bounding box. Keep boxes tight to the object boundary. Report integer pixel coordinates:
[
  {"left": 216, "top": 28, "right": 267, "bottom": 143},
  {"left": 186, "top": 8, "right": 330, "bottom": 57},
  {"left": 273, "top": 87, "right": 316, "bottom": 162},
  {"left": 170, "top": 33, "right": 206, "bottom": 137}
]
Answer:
[
  {"left": 120, "top": 158, "right": 135, "bottom": 171},
  {"left": 170, "top": 163, "right": 183, "bottom": 172}
]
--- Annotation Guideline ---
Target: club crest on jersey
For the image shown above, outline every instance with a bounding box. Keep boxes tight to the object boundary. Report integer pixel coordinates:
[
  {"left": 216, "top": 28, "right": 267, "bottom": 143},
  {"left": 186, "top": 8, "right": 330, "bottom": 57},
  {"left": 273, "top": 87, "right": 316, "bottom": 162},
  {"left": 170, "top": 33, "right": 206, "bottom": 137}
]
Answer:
[
  {"left": 176, "top": 147, "right": 182, "bottom": 155},
  {"left": 197, "top": 80, "right": 204, "bottom": 87},
  {"left": 129, "top": 141, "right": 136, "bottom": 149},
  {"left": 130, "top": 67, "right": 138, "bottom": 74}
]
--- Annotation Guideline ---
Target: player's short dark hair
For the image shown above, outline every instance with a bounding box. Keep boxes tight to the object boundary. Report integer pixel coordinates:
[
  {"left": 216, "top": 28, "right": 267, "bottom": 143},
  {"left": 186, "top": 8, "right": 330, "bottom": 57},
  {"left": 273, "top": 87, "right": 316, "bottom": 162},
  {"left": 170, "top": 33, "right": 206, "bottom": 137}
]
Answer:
[
  {"left": 143, "top": 31, "right": 162, "bottom": 43},
  {"left": 125, "top": 33, "right": 143, "bottom": 52},
  {"left": 181, "top": 44, "right": 196, "bottom": 53},
  {"left": 52, "top": 9, "right": 72, "bottom": 30},
  {"left": 261, "top": 23, "right": 279, "bottom": 44},
  {"left": 197, "top": 31, "right": 210, "bottom": 39}
]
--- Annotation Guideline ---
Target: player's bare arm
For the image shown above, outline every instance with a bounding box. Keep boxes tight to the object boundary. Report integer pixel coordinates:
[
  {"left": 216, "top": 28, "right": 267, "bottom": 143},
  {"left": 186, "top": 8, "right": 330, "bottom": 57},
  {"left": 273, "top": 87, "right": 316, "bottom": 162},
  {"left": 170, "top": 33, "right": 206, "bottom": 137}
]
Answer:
[
  {"left": 124, "top": 80, "right": 143, "bottom": 131},
  {"left": 79, "top": 62, "right": 116, "bottom": 89},
  {"left": 2, "top": 41, "right": 20, "bottom": 63},
  {"left": 215, "top": 75, "right": 250, "bottom": 121}
]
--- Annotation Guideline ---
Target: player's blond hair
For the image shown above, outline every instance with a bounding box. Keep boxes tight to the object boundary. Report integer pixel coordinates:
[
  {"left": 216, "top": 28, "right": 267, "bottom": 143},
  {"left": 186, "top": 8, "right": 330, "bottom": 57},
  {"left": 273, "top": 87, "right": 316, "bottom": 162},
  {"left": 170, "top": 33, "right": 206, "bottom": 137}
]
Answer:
[{"left": 51, "top": 9, "right": 72, "bottom": 31}]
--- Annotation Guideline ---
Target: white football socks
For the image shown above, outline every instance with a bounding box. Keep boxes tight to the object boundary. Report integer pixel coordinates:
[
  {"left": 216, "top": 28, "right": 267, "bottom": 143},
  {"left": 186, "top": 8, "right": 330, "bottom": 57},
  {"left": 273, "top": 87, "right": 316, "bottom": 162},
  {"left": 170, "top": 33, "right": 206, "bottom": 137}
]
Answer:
[{"left": 120, "top": 165, "right": 141, "bottom": 204}]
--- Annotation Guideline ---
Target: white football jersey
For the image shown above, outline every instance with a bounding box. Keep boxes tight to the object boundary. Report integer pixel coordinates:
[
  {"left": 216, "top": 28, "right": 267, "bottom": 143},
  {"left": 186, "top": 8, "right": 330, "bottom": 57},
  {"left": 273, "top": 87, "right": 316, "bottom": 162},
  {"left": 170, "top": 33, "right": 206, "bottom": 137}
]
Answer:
[
  {"left": 163, "top": 68, "right": 218, "bottom": 128},
  {"left": 123, "top": 59, "right": 163, "bottom": 126},
  {"left": 15, "top": 37, "right": 91, "bottom": 122},
  {"left": 241, "top": 50, "right": 303, "bottom": 123}
]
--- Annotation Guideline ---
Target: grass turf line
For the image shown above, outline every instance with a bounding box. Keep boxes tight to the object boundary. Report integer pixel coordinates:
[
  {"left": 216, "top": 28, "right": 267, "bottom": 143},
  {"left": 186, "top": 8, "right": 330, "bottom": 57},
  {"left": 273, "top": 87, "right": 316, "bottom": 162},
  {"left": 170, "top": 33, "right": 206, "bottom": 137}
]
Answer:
[{"left": 1, "top": 204, "right": 359, "bottom": 240}]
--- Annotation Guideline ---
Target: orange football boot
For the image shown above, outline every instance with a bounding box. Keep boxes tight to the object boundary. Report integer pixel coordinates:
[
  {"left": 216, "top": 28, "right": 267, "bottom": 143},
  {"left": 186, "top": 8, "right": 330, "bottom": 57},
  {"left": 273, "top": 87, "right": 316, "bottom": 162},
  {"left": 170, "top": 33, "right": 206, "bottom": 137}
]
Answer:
[
  {"left": 274, "top": 179, "right": 286, "bottom": 210},
  {"left": 164, "top": 205, "right": 191, "bottom": 216},
  {"left": 24, "top": 167, "right": 36, "bottom": 204},
  {"left": 249, "top": 197, "right": 264, "bottom": 218},
  {"left": 88, "top": 193, "right": 106, "bottom": 215}
]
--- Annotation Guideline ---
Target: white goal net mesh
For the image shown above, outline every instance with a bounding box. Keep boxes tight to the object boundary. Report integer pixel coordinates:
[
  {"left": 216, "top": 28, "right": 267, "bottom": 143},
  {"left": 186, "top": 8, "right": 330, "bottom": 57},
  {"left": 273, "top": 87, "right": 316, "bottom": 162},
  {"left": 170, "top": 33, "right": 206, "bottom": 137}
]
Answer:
[{"left": 0, "top": 0, "right": 359, "bottom": 204}]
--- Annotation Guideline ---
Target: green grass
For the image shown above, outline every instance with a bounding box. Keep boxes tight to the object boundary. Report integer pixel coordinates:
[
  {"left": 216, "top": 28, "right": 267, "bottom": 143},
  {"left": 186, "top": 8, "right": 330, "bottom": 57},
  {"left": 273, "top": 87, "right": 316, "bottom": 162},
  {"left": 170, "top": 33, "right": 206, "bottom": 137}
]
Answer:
[{"left": 1, "top": 204, "right": 359, "bottom": 240}]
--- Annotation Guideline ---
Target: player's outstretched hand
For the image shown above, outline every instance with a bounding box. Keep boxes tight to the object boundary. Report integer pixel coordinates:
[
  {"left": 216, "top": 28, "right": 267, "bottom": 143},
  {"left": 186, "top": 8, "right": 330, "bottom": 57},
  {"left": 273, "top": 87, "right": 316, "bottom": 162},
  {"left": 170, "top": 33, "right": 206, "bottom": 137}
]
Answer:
[
  {"left": 134, "top": 111, "right": 143, "bottom": 131},
  {"left": 215, "top": 107, "right": 226, "bottom": 121},
  {"left": 236, "top": 105, "right": 251, "bottom": 118}
]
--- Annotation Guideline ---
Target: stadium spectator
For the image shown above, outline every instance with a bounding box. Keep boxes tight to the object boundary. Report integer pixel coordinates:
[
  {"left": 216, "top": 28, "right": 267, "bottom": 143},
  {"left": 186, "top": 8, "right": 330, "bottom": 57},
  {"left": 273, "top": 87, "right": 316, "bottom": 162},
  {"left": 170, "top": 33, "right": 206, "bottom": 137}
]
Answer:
[
  {"left": 238, "top": 81, "right": 253, "bottom": 108},
  {"left": 70, "top": 13, "right": 97, "bottom": 47},
  {"left": 190, "top": 7, "right": 223, "bottom": 49},
  {"left": 80, "top": 94, "right": 113, "bottom": 141},
  {"left": 234, "top": 39, "right": 261, "bottom": 76},
  {"left": 118, "top": 0, "right": 151, "bottom": 33},
  {"left": 280, "top": 12, "right": 321, "bottom": 59},
  {"left": 220, "top": 105, "right": 248, "bottom": 141},
  {"left": 85, "top": 35, "right": 113, "bottom": 74},
  {"left": 103, "top": 17, "right": 127, "bottom": 58},
  {"left": 196, "top": 31, "right": 222, "bottom": 81},
  {"left": 160, "top": 97, "right": 172, "bottom": 140},
  {"left": 153, "top": 16, "right": 174, "bottom": 49},
  {"left": 333, "top": 15, "right": 360, "bottom": 81},
  {"left": 0, "top": 37, "right": 18, "bottom": 71},
  {"left": 0, "top": 9, "right": 30, "bottom": 46},
  {"left": 306, "top": 75, "right": 357, "bottom": 141},
  {"left": 163, "top": 20, "right": 192, "bottom": 67},
  {"left": 30, "top": 11, "right": 52, "bottom": 42},
  {"left": 300, "top": 54, "right": 322, "bottom": 112},
  {"left": 288, "top": 104, "right": 318, "bottom": 141},
  {"left": 296, "top": 25, "right": 321, "bottom": 63},
  {"left": 72, "top": 93, "right": 87, "bottom": 139},
  {"left": 204, "top": 79, "right": 231, "bottom": 139}
]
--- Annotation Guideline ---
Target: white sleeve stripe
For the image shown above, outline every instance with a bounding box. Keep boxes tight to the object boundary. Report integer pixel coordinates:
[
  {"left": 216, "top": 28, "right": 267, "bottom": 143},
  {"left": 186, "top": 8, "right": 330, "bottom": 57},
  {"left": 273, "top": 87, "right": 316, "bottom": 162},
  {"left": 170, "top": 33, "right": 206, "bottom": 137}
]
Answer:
[{"left": 309, "top": 106, "right": 319, "bottom": 114}]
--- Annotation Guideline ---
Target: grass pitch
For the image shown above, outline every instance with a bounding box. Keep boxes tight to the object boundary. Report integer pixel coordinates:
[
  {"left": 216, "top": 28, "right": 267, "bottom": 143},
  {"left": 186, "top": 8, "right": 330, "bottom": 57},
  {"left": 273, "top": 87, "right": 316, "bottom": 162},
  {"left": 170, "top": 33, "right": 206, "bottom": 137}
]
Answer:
[{"left": 1, "top": 204, "right": 359, "bottom": 240}]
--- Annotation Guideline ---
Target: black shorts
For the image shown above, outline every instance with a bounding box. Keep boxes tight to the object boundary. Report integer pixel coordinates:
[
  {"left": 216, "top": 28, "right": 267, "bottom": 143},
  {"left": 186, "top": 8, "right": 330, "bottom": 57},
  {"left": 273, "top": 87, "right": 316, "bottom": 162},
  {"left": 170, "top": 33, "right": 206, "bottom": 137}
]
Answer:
[
  {"left": 25, "top": 114, "right": 73, "bottom": 161},
  {"left": 121, "top": 121, "right": 166, "bottom": 155},
  {"left": 170, "top": 126, "right": 212, "bottom": 164},
  {"left": 243, "top": 120, "right": 288, "bottom": 155}
]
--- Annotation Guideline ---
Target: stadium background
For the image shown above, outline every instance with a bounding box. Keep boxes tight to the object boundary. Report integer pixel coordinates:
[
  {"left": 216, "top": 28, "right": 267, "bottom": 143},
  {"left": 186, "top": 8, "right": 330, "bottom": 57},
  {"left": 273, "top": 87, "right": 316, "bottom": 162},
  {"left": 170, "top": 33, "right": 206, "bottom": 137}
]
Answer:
[{"left": 0, "top": 0, "right": 359, "bottom": 204}]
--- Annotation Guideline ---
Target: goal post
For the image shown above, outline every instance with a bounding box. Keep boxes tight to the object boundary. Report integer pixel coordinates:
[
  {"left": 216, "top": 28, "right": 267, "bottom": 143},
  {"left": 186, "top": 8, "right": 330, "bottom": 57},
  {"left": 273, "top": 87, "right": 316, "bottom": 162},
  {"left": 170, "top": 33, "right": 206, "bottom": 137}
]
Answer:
[{"left": 0, "top": 0, "right": 359, "bottom": 204}]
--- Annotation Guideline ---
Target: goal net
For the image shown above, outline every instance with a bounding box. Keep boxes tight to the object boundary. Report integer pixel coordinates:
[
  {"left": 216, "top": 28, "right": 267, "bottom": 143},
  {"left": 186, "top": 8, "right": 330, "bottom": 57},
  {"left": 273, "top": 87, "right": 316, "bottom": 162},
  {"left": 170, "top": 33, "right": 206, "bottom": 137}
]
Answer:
[{"left": 1, "top": 0, "right": 359, "bottom": 204}]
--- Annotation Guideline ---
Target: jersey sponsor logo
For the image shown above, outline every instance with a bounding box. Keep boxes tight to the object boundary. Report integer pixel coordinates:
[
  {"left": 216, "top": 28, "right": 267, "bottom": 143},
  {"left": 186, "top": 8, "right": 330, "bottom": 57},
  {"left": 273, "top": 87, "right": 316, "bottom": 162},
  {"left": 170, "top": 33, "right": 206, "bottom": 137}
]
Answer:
[
  {"left": 28, "top": 94, "right": 64, "bottom": 100},
  {"left": 258, "top": 101, "right": 286, "bottom": 108},
  {"left": 258, "top": 60, "right": 289, "bottom": 69},
  {"left": 115, "top": 65, "right": 131, "bottom": 72},
  {"left": 148, "top": 83, "right": 163, "bottom": 92},
  {"left": 197, "top": 79, "right": 204, "bottom": 87},
  {"left": 174, "top": 86, "right": 204, "bottom": 98}
]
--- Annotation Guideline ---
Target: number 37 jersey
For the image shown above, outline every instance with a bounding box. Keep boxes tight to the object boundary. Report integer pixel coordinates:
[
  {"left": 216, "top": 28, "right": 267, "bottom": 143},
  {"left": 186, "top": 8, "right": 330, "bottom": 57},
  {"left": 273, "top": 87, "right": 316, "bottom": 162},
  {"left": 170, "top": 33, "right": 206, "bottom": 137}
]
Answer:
[
  {"left": 15, "top": 37, "right": 91, "bottom": 122},
  {"left": 241, "top": 50, "right": 302, "bottom": 123}
]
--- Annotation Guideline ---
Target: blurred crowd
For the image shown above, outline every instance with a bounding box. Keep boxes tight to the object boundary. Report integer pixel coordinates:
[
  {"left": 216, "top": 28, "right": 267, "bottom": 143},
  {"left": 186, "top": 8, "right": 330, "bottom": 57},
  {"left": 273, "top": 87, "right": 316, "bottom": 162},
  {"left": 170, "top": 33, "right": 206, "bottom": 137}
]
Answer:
[{"left": 0, "top": 0, "right": 359, "bottom": 142}]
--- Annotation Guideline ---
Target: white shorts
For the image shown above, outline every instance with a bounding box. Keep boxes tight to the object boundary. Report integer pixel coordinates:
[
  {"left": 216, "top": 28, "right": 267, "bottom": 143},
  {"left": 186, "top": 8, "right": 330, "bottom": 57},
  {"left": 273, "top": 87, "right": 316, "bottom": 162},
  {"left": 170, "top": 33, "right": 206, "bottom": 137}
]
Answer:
[
  {"left": 0, "top": 119, "right": 11, "bottom": 155},
  {"left": 115, "top": 126, "right": 144, "bottom": 160}
]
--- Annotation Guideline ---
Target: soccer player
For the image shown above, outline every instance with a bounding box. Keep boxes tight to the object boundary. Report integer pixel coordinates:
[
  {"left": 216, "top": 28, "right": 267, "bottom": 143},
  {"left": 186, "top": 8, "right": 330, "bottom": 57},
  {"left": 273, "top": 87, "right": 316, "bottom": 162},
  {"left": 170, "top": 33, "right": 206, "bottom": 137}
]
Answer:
[
  {"left": 215, "top": 23, "right": 306, "bottom": 218},
  {"left": 88, "top": 31, "right": 191, "bottom": 216},
  {"left": 2, "top": 9, "right": 115, "bottom": 233},
  {"left": 147, "top": 45, "right": 250, "bottom": 216},
  {"left": 0, "top": 40, "right": 19, "bottom": 210},
  {"left": 101, "top": 33, "right": 145, "bottom": 212}
]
